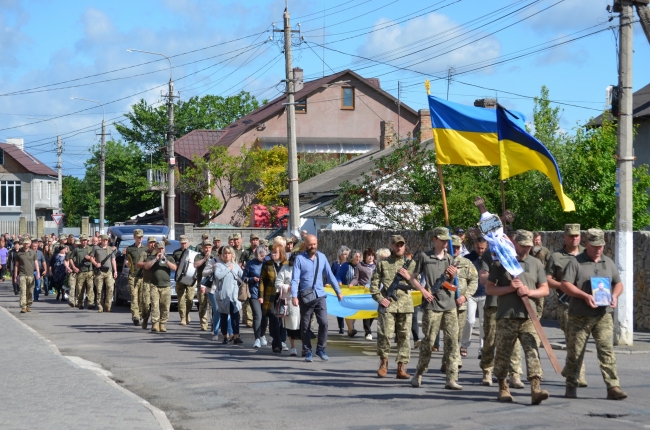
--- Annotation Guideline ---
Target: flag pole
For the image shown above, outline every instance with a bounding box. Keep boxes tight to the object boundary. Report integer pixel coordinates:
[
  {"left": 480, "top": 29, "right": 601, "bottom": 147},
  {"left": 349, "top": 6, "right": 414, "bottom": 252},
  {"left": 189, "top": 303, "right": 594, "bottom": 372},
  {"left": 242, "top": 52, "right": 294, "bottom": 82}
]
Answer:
[
  {"left": 438, "top": 164, "right": 450, "bottom": 226},
  {"left": 500, "top": 180, "right": 506, "bottom": 215}
]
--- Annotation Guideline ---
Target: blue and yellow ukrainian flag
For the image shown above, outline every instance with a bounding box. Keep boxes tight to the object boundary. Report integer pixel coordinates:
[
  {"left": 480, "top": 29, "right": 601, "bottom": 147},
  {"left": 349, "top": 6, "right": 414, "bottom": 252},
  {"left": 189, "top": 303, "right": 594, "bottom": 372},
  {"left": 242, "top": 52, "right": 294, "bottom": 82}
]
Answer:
[{"left": 496, "top": 105, "right": 575, "bottom": 212}]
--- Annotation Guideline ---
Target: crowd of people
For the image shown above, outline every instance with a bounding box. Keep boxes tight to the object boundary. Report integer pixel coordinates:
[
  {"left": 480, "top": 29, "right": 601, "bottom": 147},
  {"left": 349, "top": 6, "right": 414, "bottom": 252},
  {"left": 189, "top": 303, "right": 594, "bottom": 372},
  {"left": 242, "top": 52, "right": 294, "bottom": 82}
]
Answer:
[{"left": 5, "top": 223, "right": 629, "bottom": 404}]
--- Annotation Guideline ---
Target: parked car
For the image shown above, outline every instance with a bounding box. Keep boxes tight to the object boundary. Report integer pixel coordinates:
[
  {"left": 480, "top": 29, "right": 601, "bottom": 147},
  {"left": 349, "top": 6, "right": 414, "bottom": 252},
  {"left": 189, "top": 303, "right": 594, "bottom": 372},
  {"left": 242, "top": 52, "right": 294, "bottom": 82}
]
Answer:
[{"left": 113, "top": 235, "right": 198, "bottom": 309}]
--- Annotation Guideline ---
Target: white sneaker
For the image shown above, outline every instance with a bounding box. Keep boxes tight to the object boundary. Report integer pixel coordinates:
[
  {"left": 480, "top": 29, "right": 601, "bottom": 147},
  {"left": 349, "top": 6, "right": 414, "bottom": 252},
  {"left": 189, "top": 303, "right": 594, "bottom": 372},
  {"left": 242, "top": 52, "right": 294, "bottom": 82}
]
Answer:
[
  {"left": 253, "top": 338, "right": 261, "bottom": 348},
  {"left": 365, "top": 334, "right": 373, "bottom": 341},
  {"left": 260, "top": 336, "right": 268, "bottom": 347},
  {"left": 282, "top": 342, "right": 289, "bottom": 351},
  {"left": 290, "top": 348, "right": 297, "bottom": 356}
]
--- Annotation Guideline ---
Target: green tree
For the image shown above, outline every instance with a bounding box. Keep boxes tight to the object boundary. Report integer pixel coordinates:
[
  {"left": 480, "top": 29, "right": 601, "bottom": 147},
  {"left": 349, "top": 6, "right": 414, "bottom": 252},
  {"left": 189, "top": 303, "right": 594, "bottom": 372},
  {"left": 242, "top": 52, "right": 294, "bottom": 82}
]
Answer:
[
  {"left": 298, "top": 154, "right": 344, "bottom": 182},
  {"left": 115, "top": 92, "right": 265, "bottom": 156}
]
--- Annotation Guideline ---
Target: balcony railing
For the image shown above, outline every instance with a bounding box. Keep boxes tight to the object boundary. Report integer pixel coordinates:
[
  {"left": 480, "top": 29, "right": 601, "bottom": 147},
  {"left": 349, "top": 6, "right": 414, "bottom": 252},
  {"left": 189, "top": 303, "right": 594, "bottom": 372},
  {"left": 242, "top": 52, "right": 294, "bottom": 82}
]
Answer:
[{"left": 147, "top": 169, "right": 167, "bottom": 191}]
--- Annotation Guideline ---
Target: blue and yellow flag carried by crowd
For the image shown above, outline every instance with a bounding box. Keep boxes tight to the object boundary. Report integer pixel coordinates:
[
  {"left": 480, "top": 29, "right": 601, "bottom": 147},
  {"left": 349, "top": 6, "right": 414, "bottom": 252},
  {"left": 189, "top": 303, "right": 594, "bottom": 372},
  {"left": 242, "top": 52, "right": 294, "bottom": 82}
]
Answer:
[
  {"left": 427, "top": 93, "right": 575, "bottom": 212},
  {"left": 496, "top": 105, "right": 575, "bottom": 212}
]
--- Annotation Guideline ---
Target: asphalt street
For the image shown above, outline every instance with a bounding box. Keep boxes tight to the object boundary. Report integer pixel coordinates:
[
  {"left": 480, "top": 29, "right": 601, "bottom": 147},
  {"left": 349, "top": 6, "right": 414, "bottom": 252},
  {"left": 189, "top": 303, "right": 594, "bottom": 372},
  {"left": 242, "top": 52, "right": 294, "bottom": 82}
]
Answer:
[{"left": 2, "top": 281, "right": 650, "bottom": 430}]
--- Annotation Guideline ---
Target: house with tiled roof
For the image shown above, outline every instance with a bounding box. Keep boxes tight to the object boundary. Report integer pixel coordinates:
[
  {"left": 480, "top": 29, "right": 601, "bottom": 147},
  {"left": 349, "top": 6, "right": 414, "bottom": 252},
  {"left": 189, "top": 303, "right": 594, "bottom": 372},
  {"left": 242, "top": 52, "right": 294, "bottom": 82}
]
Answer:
[
  {"left": 171, "top": 68, "right": 429, "bottom": 226},
  {"left": 0, "top": 139, "right": 59, "bottom": 224}
]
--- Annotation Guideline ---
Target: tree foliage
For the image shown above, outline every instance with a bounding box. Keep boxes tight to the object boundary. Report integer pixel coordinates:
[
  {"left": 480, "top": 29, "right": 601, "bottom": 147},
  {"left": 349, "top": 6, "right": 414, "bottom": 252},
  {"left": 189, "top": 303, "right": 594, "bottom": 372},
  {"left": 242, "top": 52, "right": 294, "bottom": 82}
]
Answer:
[{"left": 329, "top": 87, "right": 650, "bottom": 231}]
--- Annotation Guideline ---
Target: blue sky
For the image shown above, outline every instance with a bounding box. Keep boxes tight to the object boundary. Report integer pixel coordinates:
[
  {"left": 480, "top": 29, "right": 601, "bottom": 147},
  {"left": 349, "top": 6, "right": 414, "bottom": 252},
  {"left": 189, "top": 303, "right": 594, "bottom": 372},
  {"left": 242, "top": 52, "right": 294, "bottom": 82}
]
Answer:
[{"left": 1, "top": 0, "right": 649, "bottom": 177}]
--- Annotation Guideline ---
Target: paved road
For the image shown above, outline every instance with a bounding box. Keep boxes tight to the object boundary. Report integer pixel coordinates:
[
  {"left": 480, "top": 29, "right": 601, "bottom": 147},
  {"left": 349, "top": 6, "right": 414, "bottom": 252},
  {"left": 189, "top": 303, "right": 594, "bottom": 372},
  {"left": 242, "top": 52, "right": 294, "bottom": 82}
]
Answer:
[
  {"left": 2, "top": 281, "right": 650, "bottom": 430},
  {"left": 0, "top": 294, "right": 169, "bottom": 430}
]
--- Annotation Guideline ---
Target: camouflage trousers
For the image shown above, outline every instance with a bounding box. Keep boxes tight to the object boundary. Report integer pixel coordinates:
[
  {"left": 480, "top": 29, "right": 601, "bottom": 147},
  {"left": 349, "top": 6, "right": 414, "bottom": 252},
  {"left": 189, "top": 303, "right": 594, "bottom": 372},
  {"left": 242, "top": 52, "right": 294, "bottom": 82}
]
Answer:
[
  {"left": 140, "top": 282, "right": 152, "bottom": 323},
  {"left": 151, "top": 285, "right": 171, "bottom": 326},
  {"left": 532, "top": 297, "right": 545, "bottom": 319},
  {"left": 242, "top": 299, "right": 253, "bottom": 326},
  {"left": 415, "top": 309, "right": 460, "bottom": 382},
  {"left": 377, "top": 311, "right": 412, "bottom": 364},
  {"left": 176, "top": 282, "right": 195, "bottom": 321},
  {"left": 19, "top": 276, "right": 35, "bottom": 308},
  {"left": 557, "top": 303, "right": 569, "bottom": 333},
  {"left": 128, "top": 276, "right": 144, "bottom": 320},
  {"left": 494, "top": 318, "right": 543, "bottom": 381},
  {"left": 94, "top": 271, "right": 115, "bottom": 311},
  {"left": 565, "top": 314, "right": 619, "bottom": 389},
  {"left": 68, "top": 273, "right": 77, "bottom": 307},
  {"left": 197, "top": 288, "right": 209, "bottom": 329},
  {"left": 456, "top": 308, "right": 465, "bottom": 343},
  {"left": 76, "top": 271, "right": 94, "bottom": 308},
  {"left": 480, "top": 306, "right": 523, "bottom": 375}
]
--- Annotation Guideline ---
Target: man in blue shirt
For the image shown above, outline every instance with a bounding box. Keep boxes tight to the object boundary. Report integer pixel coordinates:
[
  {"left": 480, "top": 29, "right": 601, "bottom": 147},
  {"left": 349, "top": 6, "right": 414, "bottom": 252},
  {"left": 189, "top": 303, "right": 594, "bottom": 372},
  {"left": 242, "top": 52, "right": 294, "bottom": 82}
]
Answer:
[{"left": 291, "top": 234, "right": 343, "bottom": 362}]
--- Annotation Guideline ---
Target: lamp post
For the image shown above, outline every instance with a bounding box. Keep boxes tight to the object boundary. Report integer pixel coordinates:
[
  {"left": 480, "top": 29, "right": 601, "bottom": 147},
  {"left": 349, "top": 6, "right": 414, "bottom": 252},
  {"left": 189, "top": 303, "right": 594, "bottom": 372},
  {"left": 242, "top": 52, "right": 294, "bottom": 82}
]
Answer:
[
  {"left": 127, "top": 48, "right": 176, "bottom": 239},
  {"left": 70, "top": 97, "right": 106, "bottom": 234}
]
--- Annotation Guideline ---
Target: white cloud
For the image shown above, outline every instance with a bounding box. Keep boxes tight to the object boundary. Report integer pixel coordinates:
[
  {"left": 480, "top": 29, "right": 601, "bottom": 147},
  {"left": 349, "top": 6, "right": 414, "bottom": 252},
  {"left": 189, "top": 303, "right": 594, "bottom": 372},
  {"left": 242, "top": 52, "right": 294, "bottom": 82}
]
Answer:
[
  {"left": 359, "top": 13, "right": 501, "bottom": 77},
  {"left": 0, "top": 0, "right": 30, "bottom": 68},
  {"left": 525, "top": 0, "right": 612, "bottom": 34}
]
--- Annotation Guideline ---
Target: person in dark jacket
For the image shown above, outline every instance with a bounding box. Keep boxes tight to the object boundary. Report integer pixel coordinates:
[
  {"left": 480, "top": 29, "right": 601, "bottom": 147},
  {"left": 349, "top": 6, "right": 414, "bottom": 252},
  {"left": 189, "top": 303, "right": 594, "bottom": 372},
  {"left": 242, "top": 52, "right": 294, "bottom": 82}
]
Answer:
[
  {"left": 337, "top": 249, "right": 362, "bottom": 338},
  {"left": 243, "top": 245, "right": 268, "bottom": 348}
]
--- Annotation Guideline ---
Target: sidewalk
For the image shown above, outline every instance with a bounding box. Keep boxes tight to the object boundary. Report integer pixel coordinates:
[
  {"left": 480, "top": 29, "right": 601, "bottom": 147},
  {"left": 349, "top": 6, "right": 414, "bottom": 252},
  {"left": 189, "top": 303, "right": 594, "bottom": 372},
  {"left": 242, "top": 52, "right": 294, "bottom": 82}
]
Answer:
[{"left": 0, "top": 305, "right": 171, "bottom": 430}]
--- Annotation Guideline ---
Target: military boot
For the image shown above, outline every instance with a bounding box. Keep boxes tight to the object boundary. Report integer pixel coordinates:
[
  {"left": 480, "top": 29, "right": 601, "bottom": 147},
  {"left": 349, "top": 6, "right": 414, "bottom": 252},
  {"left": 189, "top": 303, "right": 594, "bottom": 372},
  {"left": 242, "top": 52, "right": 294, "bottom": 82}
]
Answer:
[
  {"left": 26, "top": 307, "right": 31, "bottom": 312},
  {"left": 482, "top": 369, "right": 493, "bottom": 386},
  {"left": 530, "top": 377, "right": 549, "bottom": 405},
  {"left": 377, "top": 358, "right": 388, "bottom": 378},
  {"left": 187, "top": 314, "right": 191, "bottom": 323},
  {"left": 445, "top": 379, "right": 462, "bottom": 390},
  {"left": 565, "top": 385, "right": 577, "bottom": 398},
  {"left": 396, "top": 362, "right": 410, "bottom": 379},
  {"left": 151, "top": 323, "right": 160, "bottom": 333},
  {"left": 97, "top": 306, "right": 103, "bottom": 313},
  {"left": 180, "top": 318, "right": 187, "bottom": 326},
  {"left": 411, "top": 373, "right": 422, "bottom": 388},
  {"left": 20, "top": 307, "right": 27, "bottom": 313},
  {"left": 159, "top": 325, "right": 167, "bottom": 333},
  {"left": 142, "top": 318, "right": 148, "bottom": 330},
  {"left": 577, "top": 362, "right": 588, "bottom": 387},
  {"left": 498, "top": 379, "right": 513, "bottom": 402},
  {"left": 607, "top": 387, "right": 628, "bottom": 400},
  {"left": 509, "top": 373, "right": 525, "bottom": 389}
]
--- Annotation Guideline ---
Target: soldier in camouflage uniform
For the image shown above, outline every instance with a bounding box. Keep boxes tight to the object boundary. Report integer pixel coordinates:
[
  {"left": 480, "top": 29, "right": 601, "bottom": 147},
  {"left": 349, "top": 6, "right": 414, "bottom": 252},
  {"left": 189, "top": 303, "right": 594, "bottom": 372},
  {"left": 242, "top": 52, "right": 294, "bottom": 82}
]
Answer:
[
  {"left": 196, "top": 233, "right": 209, "bottom": 250},
  {"left": 370, "top": 235, "right": 421, "bottom": 379},
  {"left": 486, "top": 230, "right": 549, "bottom": 405},
  {"left": 89, "top": 234, "right": 117, "bottom": 313},
  {"left": 211, "top": 236, "right": 222, "bottom": 258},
  {"left": 125, "top": 229, "right": 147, "bottom": 325},
  {"left": 529, "top": 232, "right": 550, "bottom": 318},
  {"left": 65, "top": 239, "right": 79, "bottom": 307},
  {"left": 240, "top": 233, "right": 259, "bottom": 264},
  {"left": 546, "top": 223, "right": 587, "bottom": 386},
  {"left": 479, "top": 240, "right": 525, "bottom": 388},
  {"left": 137, "top": 237, "right": 157, "bottom": 329},
  {"left": 195, "top": 240, "right": 213, "bottom": 331},
  {"left": 172, "top": 236, "right": 195, "bottom": 326},
  {"left": 448, "top": 235, "right": 478, "bottom": 368},
  {"left": 67, "top": 235, "right": 94, "bottom": 309},
  {"left": 144, "top": 241, "right": 177, "bottom": 333},
  {"left": 410, "top": 227, "right": 463, "bottom": 390},
  {"left": 560, "top": 228, "right": 627, "bottom": 400}
]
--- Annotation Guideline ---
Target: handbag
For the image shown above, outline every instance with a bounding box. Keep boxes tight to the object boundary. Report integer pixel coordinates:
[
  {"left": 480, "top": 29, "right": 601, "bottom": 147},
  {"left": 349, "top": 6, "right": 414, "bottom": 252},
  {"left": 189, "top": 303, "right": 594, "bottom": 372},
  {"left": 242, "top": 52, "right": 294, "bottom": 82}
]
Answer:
[
  {"left": 275, "top": 296, "right": 288, "bottom": 318},
  {"left": 298, "top": 255, "right": 319, "bottom": 305},
  {"left": 235, "top": 269, "right": 250, "bottom": 302}
]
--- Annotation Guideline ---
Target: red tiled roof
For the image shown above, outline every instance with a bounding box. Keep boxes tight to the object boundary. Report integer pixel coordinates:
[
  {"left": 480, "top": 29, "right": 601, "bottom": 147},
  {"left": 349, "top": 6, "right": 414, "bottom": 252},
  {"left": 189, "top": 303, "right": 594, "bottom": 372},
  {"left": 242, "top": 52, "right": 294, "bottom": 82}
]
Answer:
[
  {"left": 0, "top": 142, "right": 58, "bottom": 176},
  {"left": 173, "top": 129, "right": 227, "bottom": 161}
]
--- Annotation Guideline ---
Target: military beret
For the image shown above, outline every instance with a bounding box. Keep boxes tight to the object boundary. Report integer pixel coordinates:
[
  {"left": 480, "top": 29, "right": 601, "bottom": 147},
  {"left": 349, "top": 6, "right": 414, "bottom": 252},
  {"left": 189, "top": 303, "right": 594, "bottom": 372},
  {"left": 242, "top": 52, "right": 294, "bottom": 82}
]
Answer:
[
  {"left": 586, "top": 228, "right": 605, "bottom": 246},
  {"left": 514, "top": 230, "right": 533, "bottom": 246}
]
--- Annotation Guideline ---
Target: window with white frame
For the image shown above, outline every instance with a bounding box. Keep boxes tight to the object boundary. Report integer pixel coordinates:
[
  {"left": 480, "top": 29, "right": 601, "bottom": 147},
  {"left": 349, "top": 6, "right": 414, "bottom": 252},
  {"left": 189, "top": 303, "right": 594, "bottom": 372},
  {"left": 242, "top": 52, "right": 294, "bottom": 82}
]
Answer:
[{"left": 1, "top": 181, "right": 21, "bottom": 207}]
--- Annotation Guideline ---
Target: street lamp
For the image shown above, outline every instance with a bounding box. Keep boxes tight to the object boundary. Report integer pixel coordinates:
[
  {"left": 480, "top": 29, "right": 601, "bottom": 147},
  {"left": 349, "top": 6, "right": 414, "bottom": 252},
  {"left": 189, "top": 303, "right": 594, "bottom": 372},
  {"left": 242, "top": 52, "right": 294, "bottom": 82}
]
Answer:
[
  {"left": 28, "top": 117, "right": 63, "bottom": 235},
  {"left": 70, "top": 97, "right": 106, "bottom": 234},
  {"left": 127, "top": 48, "right": 176, "bottom": 239}
]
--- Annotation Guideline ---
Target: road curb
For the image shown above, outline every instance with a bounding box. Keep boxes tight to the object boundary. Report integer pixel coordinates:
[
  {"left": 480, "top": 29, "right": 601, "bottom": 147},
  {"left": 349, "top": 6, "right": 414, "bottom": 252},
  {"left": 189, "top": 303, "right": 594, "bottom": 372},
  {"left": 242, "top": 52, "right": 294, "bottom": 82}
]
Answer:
[{"left": 0, "top": 305, "right": 174, "bottom": 430}]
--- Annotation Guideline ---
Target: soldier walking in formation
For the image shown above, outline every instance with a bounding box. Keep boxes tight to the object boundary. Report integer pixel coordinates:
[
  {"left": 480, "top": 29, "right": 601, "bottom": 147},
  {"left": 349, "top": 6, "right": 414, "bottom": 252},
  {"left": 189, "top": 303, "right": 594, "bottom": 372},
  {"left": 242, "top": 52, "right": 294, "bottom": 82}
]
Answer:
[
  {"left": 137, "top": 236, "right": 157, "bottom": 330},
  {"left": 410, "top": 227, "right": 463, "bottom": 390},
  {"left": 68, "top": 235, "right": 94, "bottom": 310},
  {"left": 560, "top": 228, "right": 627, "bottom": 400},
  {"left": 195, "top": 240, "right": 213, "bottom": 331},
  {"left": 15, "top": 238, "right": 39, "bottom": 313},
  {"left": 89, "top": 234, "right": 117, "bottom": 313},
  {"left": 172, "top": 236, "right": 195, "bottom": 326},
  {"left": 546, "top": 224, "right": 588, "bottom": 387},
  {"left": 125, "top": 229, "right": 147, "bottom": 326},
  {"left": 370, "top": 235, "right": 422, "bottom": 379},
  {"left": 144, "top": 241, "right": 177, "bottom": 333},
  {"left": 486, "top": 230, "right": 549, "bottom": 405}
]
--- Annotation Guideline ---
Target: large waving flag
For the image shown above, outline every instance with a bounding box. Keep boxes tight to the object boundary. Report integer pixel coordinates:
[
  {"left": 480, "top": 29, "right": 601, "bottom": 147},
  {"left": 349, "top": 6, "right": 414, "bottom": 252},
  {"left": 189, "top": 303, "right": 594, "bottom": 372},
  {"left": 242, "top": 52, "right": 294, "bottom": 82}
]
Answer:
[
  {"left": 429, "top": 95, "right": 526, "bottom": 166},
  {"left": 496, "top": 105, "right": 575, "bottom": 212}
]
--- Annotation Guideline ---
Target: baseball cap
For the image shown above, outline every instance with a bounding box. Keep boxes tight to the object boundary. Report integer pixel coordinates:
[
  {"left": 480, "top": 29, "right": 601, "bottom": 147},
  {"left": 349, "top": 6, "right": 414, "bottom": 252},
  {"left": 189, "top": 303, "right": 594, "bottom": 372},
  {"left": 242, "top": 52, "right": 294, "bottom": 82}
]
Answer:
[
  {"left": 451, "top": 235, "right": 462, "bottom": 247},
  {"left": 179, "top": 235, "right": 189, "bottom": 243},
  {"left": 100, "top": 234, "right": 109, "bottom": 240},
  {"left": 213, "top": 236, "right": 222, "bottom": 242},
  {"left": 147, "top": 236, "right": 157, "bottom": 243},
  {"left": 22, "top": 238, "right": 30, "bottom": 244},
  {"left": 432, "top": 227, "right": 451, "bottom": 241},
  {"left": 250, "top": 233, "right": 259, "bottom": 240},
  {"left": 202, "top": 240, "right": 212, "bottom": 246},
  {"left": 391, "top": 234, "right": 406, "bottom": 245},
  {"left": 586, "top": 228, "right": 605, "bottom": 246},
  {"left": 564, "top": 224, "right": 580, "bottom": 235},
  {"left": 155, "top": 241, "right": 166, "bottom": 249},
  {"left": 79, "top": 234, "right": 88, "bottom": 240},
  {"left": 201, "top": 233, "right": 209, "bottom": 239},
  {"left": 232, "top": 233, "right": 241, "bottom": 239},
  {"left": 454, "top": 227, "right": 466, "bottom": 235},
  {"left": 228, "top": 234, "right": 235, "bottom": 241},
  {"left": 514, "top": 230, "right": 534, "bottom": 246},
  {"left": 133, "top": 229, "right": 144, "bottom": 237},
  {"left": 74, "top": 238, "right": 81, "bottom": 245}
]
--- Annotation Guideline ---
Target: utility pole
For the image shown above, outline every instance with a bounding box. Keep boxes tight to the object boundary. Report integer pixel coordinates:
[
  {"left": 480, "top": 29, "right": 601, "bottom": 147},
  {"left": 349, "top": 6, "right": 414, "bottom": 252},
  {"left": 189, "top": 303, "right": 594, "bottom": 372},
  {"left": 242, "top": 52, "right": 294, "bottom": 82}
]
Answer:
[
  {"left": 397, "top": 81, "right": 401, "bottom": 140},
  {"left": 275, "top": 2, "right": 301, "bottom": 239},
  {"left": 614, "top": 0, "right": 634, "bottom": 346},
  {"left": 56, "top": 135, "right": 63, "bottom": 235}
]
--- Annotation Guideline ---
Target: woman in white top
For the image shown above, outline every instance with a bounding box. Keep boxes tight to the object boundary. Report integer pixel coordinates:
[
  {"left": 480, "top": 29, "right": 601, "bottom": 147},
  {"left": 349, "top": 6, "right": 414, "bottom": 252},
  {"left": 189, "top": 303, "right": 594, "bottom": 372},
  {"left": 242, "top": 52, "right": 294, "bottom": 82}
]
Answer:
[
  {"left": 208, "top": 246, "right": 244, "bottom": 345},
  {"left": 276, "top": 253, "right": 301, "bottom": 356}
]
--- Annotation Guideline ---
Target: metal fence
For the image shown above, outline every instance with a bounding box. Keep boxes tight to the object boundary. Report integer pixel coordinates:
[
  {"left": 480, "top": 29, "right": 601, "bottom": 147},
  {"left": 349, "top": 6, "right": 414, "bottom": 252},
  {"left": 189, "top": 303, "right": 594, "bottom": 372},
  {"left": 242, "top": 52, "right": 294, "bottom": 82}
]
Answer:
[{"left": 0, "top": 220, "right": 35, "bottom": 236}]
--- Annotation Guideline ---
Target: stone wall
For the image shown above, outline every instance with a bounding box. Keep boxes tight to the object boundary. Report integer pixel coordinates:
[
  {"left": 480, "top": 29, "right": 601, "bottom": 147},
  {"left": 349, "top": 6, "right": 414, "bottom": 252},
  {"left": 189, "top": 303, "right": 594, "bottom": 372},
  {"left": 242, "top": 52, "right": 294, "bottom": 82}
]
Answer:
[
  {"left": 175, "top": 223, "right": 276, "bottom": 246},
  {"left": 318, "top": 229, "right": 650, "bottom": 331}
]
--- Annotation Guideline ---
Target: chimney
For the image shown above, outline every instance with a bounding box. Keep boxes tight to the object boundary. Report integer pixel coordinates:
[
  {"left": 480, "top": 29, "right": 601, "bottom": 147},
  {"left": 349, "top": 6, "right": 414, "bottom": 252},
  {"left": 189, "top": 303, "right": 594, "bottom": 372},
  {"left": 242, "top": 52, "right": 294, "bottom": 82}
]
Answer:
[
  {"left": 418, "top": 109, "right": 433, "bottom": 142},
  {"left": 292, "top": 67, "right": 304, "bottom": 92},
  {"left": 7, "top": 138, "right": 24, "bottom": 150},
  {"left": 367, "top": 78, "right": 381, "bottom": 89},
  {"left": 474, "top": 98, "right": 497, "bottom": 109},
  {"left": 380, "top": 120, "right": 396, "bottom": 150}
]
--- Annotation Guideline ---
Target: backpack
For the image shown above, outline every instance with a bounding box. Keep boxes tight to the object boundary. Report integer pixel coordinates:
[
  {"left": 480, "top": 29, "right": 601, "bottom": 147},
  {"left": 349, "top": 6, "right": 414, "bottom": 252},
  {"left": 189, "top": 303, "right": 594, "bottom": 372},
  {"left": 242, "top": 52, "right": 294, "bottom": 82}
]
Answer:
[{"left": 51, "top": 256, "right": 67, "bottom": 285}]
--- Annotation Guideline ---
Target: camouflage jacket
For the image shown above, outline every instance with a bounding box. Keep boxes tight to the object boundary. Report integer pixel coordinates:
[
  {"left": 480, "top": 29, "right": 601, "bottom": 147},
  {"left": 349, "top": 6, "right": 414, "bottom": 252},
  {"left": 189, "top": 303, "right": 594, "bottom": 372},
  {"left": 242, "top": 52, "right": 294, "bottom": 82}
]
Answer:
[
  {"left": 370, "top": 255, "right": 417, "bottom": 314},
  {"left": 454, "top": 255, "right": 479, "bottom": 311}
]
